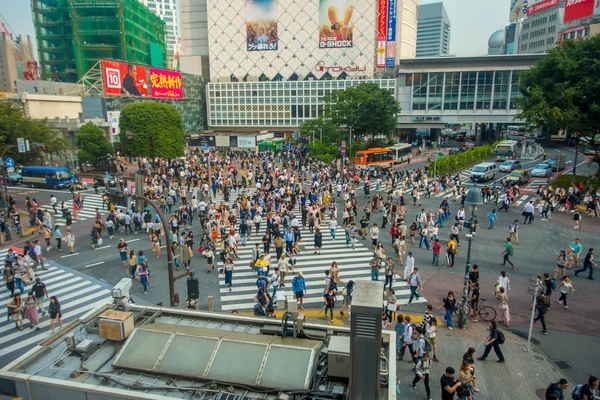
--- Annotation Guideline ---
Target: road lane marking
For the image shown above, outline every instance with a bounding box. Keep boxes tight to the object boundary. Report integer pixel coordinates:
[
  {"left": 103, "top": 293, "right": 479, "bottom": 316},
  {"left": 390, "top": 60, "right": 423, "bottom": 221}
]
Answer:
[
  {"left": 60, "top": 252, "right": 79, "bottom": 258},
  {"left": 85, "top": 261, "right": 105, "bottom": 268},
  {"left": 94, "top": 245, "right": 111, "bottom": 250}
]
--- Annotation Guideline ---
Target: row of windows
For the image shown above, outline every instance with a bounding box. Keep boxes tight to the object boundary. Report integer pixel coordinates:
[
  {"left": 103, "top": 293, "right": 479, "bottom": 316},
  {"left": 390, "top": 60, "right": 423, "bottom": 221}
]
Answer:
[
  {"left": 211, "top": 119, "right": 299, "bottom": 127},
  {"left": 409, "top": 71, "right": 521, "bottom": 111},
  {"left": 209, "top": 80, "right": 395, "bottom": 91}
]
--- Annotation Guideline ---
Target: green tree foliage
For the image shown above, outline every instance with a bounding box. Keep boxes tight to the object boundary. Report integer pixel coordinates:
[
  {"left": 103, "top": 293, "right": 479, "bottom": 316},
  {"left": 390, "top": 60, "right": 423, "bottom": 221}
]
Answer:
[
  {"left": 76, "top": 122, "right": 114, "bottom": 167},
  {"left": 299, "top": 117, "right": 342, "bottom": 145},
  {"left": 428, "top": 145, "right": 494, "bottom": 177},
  {"left": 0, "top": 103, "right": 69, "bottom": 164},
  {"left": 324, "top": 83, "right": 401, "bottom": 141},
  {"left": 517, "top": 36, "right": 600, "bottom": 139},
  {"left": 118, "top": 102, "right": 184, "bottom": 159},
  {"left": 307, "top": 140, "right": 340, "bottom": 163}
]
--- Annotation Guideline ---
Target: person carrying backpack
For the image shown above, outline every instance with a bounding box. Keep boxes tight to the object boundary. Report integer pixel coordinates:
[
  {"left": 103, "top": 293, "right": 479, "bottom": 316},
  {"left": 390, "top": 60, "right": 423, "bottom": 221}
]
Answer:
[
  {"left": 477, "top": 320, "right": 505, "bottom": 363},
  {"left": 545, "top": 378, "right": 569, "bottom": 400},
  {"left": 572, "top": 375, "right": 599, "bottom": 400},
  {"left": 534, "top": 295, "right": 551, "bottom": 335},
  {"left": 412, "top": 352, "right": 432, "bottom": 400}
]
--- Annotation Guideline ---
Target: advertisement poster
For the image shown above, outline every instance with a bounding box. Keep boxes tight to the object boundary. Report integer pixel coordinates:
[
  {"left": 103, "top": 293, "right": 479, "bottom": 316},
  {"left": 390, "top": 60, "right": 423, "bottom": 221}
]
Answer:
[
  {"left": 386, "top": 0, "right": 396, "bottom": 68},
  {"left": 319, "top": 0, "right": 354, "bottom": 48},
  {"left": 237, "top": 136, "right": 257, "bottom": 148},
  {"left": 149, "top": 68, "right": 183, "bottom": 99},
  {"left": 102, "top": 60, "right": 148, "bottom": 96},
  {"left": 509, "top": 0, "right": 528, "bottom": 22},
  {"left": 106, "top": 111, "right": 121, "bottom": 136},
  {"left": 563, "top": 0, "right": 595, "bottom": 22},
  {"left": 246, "top": 0, "right": 278, "bottom": 51},
  {"left": 527, "top": 0, "right": 559, "bottom": 16},
  {"left": 376, "top": 0, "right": 387, "bottom": 67}
]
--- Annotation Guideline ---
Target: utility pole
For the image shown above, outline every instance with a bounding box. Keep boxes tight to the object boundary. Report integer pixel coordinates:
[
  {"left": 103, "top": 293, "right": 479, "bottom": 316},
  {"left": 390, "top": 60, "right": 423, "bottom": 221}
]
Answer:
[{"left": 320, "top": 128, "right": 323, "bottom": 143}]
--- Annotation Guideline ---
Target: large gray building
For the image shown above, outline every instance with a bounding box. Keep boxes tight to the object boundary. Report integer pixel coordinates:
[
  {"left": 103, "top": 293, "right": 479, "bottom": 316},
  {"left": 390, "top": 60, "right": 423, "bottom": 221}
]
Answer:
[
  {"left": 416, "top": 2, "right": 451, "bottom": 57},
  {"left": 518, "top": 0, "right": 564, "bottom": 54},
  {"left": 179, "top": 0, "right": 211, "bottom": 80}
]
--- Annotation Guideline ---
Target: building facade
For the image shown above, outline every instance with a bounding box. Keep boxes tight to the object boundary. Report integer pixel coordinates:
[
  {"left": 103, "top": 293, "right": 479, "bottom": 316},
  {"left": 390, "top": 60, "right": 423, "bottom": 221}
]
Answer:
[
  {"left": 0, "top": 34, "right": 35, "bottom": 92},
  {"left": 139, "top": 0, "right": 179, "bottom": 62},
  {"left": 32, "top": 0, "right": 167, "bottom": 83},
  {"left": 179, "top": 0, "right": 211, "bottom": 79},
  {"left": 207, "top": 79, "right": 395, "bottom": 128},
  {"left": 416, "top": 2, "right": 450, "bottom": 57},
  {"left": 518, "top": 0, "right": 564, "bottom": 54}
]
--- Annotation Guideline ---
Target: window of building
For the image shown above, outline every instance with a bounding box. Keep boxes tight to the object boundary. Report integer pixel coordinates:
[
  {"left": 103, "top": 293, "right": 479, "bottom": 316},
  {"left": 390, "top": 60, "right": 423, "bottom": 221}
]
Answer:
[
  {"left": 427, "top": 73, "right": 443, "bottom": 111},
  {"left": 412, "top": 73, "right": 427, "bottom": 111},
  {"left": 492, "top": 70, "right": 510, "bottom": 110},
  {"left": 510, "top": 71, "right": 521, "bottom": 110},
  {"left": 459, "top": 72, "right": 476, "bottom": 110},
  {"left": 476, "top": 71, "right": 493, "bottom": 110},
  {"left": 444, "top": 72, "right": 460, "bottom": 110}
]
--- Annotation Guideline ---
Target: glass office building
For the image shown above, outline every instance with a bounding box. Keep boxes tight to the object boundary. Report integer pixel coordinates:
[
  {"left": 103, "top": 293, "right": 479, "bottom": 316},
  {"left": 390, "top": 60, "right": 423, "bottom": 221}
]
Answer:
[{"left": 207, "top": 79, "right": 395, "bottom": 128}]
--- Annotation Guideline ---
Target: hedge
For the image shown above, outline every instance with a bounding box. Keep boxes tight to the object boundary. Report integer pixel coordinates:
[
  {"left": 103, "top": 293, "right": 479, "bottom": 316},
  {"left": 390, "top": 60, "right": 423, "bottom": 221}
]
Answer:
[
  {"left": 428, "top": 144, "right": 495, "bottom": 177},
  {"left": 553, "top": 174, "right": 599, "bottom": 191}
]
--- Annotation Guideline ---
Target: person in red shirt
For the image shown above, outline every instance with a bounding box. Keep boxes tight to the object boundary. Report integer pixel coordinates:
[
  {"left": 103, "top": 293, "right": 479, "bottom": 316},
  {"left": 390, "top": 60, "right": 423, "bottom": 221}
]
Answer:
[{"left": 432, "top": 238, "right": 442, "bottom": 266}]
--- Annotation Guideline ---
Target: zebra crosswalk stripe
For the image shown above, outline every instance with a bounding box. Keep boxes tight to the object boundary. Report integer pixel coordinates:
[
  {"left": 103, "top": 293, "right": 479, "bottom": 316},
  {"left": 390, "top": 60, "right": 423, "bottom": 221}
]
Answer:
[
  {"left": 215, "top": 224, "right": 427, "bottom": 311},
  {"left": 0, "top": 248, "right": 113, "bottom": 367},
  {"left": 50, "top": 194, "right": 108, "bottom": 227}
]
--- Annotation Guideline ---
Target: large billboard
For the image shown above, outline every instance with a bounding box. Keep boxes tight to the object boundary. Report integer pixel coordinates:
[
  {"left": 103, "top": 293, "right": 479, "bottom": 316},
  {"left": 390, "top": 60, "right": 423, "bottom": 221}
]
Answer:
[
  {"left": 376, "top": 0, "right": 387, "bottom": 68},
  {"left": 509, "top": 0, "right": 529, "bottom": 22},
  {"left": 246, "top": 0, "right": 278, "bottom": 51},
  {"left": 563, "top": 0, "right": 595, "bottom": 23},
  {"left": 102, "top": 60, "right": 148, "bottom": 96},
  {"left": 527, "top": 0, "right": 559, "bottom": 16},
  {"left": 149, "top": 68, "right": 183, "bottom": 99},
  {"left": 385, "top": 0, "right": 396, "bottom": 68},
  {"left": 319, "top": 0, "right": 354, "bottom": 48}
]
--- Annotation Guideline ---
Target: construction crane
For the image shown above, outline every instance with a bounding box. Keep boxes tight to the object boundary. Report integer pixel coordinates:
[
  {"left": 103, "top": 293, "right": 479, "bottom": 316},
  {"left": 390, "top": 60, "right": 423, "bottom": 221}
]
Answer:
[{"left": 0, "top": 13, "right": 39, "bottom": 81}]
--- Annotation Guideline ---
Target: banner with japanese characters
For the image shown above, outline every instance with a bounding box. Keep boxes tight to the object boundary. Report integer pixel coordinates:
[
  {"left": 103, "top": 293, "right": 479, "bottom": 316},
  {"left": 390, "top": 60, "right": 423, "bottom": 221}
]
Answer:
[
  {"left": 319, "top": 0, "right": 354, "bottom": 48},
  {"left": 149, "top": 68, "right": 183, "bottom": 99},
  {"left": 246, "top": 0, "right": 279, "bottom": 51}
]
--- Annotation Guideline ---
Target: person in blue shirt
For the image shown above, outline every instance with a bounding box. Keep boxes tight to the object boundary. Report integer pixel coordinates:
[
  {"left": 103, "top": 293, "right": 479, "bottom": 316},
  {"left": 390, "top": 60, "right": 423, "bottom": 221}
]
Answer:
[
  {"left": 284, "top": 228, "right": 295, "bottom": 254},
  {"left": 292, "top": 271, "right": 307, "bottom": 310},
  {"left": 488, "top": 209, "right": 498, "bottom": 229}
]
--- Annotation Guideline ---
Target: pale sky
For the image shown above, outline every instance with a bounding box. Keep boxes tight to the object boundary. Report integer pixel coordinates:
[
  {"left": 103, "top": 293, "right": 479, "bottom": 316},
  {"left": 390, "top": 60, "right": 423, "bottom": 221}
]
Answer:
[{"left": 1, "top": 0, "right": 508, "bottom": 60}]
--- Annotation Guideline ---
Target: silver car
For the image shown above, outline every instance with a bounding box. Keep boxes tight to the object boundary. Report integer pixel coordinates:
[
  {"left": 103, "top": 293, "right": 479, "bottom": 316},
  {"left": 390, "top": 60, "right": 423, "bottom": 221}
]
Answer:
[{"left": 499, "top": 160, "right": 521, "bottom": 173}]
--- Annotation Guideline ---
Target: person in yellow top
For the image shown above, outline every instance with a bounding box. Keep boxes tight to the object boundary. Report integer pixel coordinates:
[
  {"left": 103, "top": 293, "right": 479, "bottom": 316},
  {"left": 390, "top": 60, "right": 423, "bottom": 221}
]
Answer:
[
  {"left": 254, "top": 255, "right": 269, "bottom": 277},
  {"left": 446, "top": 238, "right": 457, "bottom": 267}
]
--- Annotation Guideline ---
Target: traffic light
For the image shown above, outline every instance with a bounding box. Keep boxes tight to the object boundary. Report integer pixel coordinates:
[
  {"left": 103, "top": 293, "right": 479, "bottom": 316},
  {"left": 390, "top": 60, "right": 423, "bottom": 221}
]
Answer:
[{"left": 187, "top": 274, "right": 199, "bottom": 300}]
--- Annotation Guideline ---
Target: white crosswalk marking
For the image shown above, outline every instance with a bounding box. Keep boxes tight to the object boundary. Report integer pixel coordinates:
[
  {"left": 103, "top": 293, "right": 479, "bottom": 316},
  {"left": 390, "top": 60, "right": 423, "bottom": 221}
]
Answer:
[
  {"left": 0, "top": 248, "right": 113, "bottom": 366},
  {"left": 216, "top": 223, "right": 427, "bottom": 311},
  {"left": 49, "top": 194, "right": 108, "bottom": 226}
]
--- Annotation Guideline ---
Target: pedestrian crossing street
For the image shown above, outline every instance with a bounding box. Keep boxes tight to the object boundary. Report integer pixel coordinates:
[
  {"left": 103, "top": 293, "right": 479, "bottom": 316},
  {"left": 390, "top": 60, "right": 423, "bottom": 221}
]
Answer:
[
  {"left": 51, "top": 194, "right": 108, "bottom": 227},
  {"left": 217, "top": 223, "right": 428, "bottom": 312},
  {"left": 0, "top": 248, "right": 113, "bottom": 367}
]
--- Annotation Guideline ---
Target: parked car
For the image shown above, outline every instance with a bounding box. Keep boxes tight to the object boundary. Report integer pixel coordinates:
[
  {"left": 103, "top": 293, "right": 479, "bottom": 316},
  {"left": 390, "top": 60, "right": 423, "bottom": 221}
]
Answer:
[
  {"left": 531, "top": 163, "right": 552, "bottom": 177},
  {"left": 7, "top": 172, "right": 22, "bottom": 185},
  {"left": 499, "top": 159, "right": 521, "bottom": 173},
  {"left": 465, "top": 141, "right": 476, "bottom": 149},
  {"left": 428, "top": 152, "right": 445, "bottom": 161},
  {"left": 505, "top": 169, "right": 531, "bottom": 185}
]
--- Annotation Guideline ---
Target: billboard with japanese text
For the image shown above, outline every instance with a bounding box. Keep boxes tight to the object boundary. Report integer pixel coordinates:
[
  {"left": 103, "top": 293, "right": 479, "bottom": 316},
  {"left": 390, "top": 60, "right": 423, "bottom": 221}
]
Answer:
[
  {"left": 509, "top": 0, "right": 528, "bottom": 22},
  {"left": 149, "top": 68, "right": 183, "bottom": 99},
  {"left": 102, "top": 60, "right": 148, "bottom": 96},
  {"left": 319, "top": 0, "right": 354, "bottom": 48},
  {"left": 376, "top": 0, "right": 387, "bottom": 67},
  {"left": 246, "top": 0, "right": 278, "bottom": 51},
  {"left": 386, "top": 0, "right": 396, "bottom": 68},
  {"left": 527, "top": 0, "right": 559, "bottom": 16},
  {"left": 563, "top": 0, "right": 595, "bottom": 23}
]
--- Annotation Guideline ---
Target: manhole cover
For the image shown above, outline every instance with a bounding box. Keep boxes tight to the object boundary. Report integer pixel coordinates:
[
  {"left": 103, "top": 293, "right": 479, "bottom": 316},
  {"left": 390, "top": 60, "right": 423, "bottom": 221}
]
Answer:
[{"left": 553, "top": 360, "right": 573, "bottom": 370}]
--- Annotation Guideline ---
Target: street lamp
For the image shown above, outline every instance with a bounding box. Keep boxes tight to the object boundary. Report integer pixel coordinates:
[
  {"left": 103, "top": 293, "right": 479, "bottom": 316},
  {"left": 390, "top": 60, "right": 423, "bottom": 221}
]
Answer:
[{"left": 459, "top": 185, "right": 483, "bottom": 329}]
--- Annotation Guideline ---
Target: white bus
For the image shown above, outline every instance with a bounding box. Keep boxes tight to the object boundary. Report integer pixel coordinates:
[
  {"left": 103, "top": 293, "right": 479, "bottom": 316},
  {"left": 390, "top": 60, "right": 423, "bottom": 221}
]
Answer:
[
  {"left": 494, "top": 140, "right": 519, "bottom": 161},
  {"left": 387, "top": 143, "right": 413, "bottom": 164}
]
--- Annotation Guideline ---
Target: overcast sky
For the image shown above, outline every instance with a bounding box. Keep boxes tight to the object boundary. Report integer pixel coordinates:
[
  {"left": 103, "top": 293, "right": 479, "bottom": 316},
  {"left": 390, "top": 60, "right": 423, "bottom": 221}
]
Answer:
[{"left": 2, "top": 0, "right": 508, "bottom": 60}]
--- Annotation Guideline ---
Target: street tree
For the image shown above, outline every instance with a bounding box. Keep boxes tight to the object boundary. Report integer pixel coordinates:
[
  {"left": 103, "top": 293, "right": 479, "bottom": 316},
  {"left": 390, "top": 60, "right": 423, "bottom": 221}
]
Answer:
[
  {"left": 0, "top": 103, "right": 69, "bottom": 164},
  {"left": 76, "top": 122, "right": 113, "bottom": 168},
  {"left": 119, "top": 102, "right": 184, "bottom": 159},
  {"left": 299, "top": 117, "right": 342, "bottom": 145},
  {"left": 517, "top": 35, "right": 600, "bottom": 147},
  {"left": 323, "top": 82, "right": 400, "bottom": 142}
]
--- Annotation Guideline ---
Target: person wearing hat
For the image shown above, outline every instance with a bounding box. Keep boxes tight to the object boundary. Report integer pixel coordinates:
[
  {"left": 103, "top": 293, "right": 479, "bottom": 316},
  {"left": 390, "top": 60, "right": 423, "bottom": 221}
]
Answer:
[
  {"left": 292, "top": 271, "right": 307, "bottom": 310},
  {"left": 545, "top": 378, "right": 569, "bottom": 400}
]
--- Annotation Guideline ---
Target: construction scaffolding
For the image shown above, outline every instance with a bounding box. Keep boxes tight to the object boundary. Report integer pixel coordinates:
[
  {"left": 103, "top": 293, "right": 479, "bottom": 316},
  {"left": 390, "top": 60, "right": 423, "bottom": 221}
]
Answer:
[{"left": 32, "top": 0, "right": 166, "bottom": 83}]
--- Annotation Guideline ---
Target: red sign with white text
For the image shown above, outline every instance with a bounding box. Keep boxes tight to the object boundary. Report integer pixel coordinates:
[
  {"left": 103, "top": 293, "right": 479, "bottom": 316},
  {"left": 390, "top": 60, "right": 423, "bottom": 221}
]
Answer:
[
  {"left": 377, "top": 0, "right": 388, "bottom": 67},
  {"left": 563, "top": 0, "right": 595, "bottom": 23},
  {"left": 527, "top": 0, "right": 559, "bottom": 15}
]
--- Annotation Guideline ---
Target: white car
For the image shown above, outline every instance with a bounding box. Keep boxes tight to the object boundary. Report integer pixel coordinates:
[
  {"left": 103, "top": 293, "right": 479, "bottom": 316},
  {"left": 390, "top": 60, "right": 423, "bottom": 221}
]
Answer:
[{"left": 531, "top": 163, "right": 552, "bottom": 177}]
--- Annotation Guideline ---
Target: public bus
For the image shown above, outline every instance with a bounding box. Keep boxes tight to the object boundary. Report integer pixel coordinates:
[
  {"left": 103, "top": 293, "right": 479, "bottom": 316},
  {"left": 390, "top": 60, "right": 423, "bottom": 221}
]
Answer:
[
  {"left": 387, "top": 143, "right": 413, "bottom": 164},
  {"left": 354, "top": 148, "right": 394, "bottom": 169},
  {"left": 21, "top": 166, "right": 74, "bottom": 189},
  {"left": 494, "top": 140, "right": 519, "bottom": 161}
]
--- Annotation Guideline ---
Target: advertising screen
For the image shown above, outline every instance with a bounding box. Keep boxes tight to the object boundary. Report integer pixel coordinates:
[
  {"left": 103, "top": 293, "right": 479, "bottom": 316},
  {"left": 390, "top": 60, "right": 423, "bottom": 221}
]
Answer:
[
  {"left": 376, "top": 0, "right": 387, "bottom": 67},
  {"left": 509, "top": 0, "right": 529, "bottom": 22},
  {"left": 246, "top": 0, "right": 278, "bottom": 51},
  {"left": 386, "top": 0, "right": 396, "bottom": 68},
  {"left": 563, "top": 0, "right": 595, "bottom": 23},
  {"left": 319, "top": 0, "right": 354, "bottom": 48},
  {"left": 149, "top": 68, "right": 183, "bottom": 99},
  {"left": 102, "top": 60, "right": 148, "bottom": 96}
]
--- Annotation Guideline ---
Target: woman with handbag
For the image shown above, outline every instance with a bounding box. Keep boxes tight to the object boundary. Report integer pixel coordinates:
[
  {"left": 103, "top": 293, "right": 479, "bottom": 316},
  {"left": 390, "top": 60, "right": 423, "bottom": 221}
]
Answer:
[
  {"left": 7, "top": 293, "right": 24, "bottom": 331},
  {"left": 458, "top": 360, "right": 476, "bottom": 399}
]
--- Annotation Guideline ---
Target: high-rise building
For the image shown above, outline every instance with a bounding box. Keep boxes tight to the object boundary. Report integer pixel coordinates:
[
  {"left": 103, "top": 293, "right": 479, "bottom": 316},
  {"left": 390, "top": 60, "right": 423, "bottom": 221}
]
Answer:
[
  {"left": 179, "top": 0, "right": 211, "bottom": 79},
  {"left": 0, "top": 33, "right": 36, "bottom": 92},
  {"left": 139, "top": 0, "right": 179, "bottom": 61},
  {"left": 416, "top": 2, "right": 451, "bottom": 57},
  {"left": 518, "top": 0, "right": 564, "bottom": 54},
  {"left": 32, "top": 0, "right": 167, "bottom": 83},
  {"left": 0, "top": 34, "right": 19, "bottom": 92}
]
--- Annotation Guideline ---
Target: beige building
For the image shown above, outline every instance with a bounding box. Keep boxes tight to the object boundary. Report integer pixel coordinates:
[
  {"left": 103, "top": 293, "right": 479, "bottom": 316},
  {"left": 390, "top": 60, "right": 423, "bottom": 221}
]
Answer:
[
  {"left": 397, "top": 0, "right": 418, "bottom": 59},
  {"left": 0, "top": 34, "right": 19, "bottom": 92}
]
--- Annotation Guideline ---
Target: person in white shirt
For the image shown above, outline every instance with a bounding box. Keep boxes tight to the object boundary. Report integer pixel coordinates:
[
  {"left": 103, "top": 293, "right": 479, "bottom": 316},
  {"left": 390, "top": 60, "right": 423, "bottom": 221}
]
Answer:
[
  {"left": 496, "top": 270, "right": 511, "bottom": 293},
  {"left": 370, "top": 224, "right": 380, "bottom": 248},
  {"left": 328, "top": 217, "right": 338, "bottom": 240},
  {"left": 271, "top": 267, "right": 280, "bottom": 301},
  {"left": 523, "top": 201, "right": 536, "bottom": 224},
  {"left": 404, "top": 252, "right": 415, "bottom": 280}
]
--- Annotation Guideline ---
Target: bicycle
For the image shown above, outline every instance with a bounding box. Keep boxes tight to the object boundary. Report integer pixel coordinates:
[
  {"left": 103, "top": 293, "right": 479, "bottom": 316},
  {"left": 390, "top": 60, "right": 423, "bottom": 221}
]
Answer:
[{"left": 453, "top": 298, "right": 497, "bottom": 322}]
